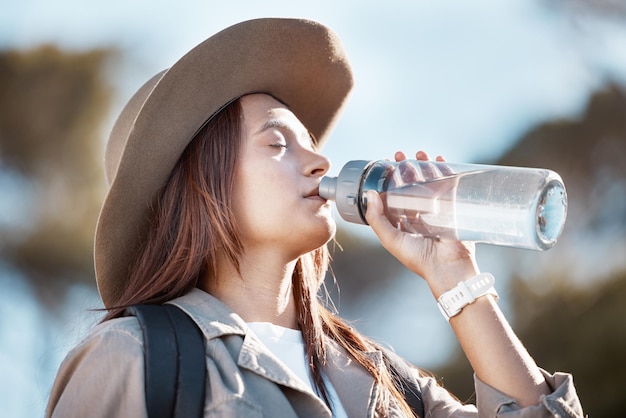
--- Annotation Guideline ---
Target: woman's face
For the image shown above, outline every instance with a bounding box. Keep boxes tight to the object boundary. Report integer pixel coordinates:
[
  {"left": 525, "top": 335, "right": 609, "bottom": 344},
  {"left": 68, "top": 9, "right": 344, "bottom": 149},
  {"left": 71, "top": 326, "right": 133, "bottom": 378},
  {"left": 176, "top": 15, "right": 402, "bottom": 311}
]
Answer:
[{"left": 232, "top": 94, "right": 336, "bottom": 260}]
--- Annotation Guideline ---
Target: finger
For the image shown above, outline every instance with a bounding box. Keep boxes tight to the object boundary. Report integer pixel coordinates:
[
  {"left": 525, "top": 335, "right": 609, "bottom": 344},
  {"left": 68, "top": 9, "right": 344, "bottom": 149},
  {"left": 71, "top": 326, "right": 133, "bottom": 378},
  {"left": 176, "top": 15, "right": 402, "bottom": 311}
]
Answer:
[
  {"left": 364, "top": 190, "right": 401, "bottom": 242},
  {"left": 394, "top": 151, "right": 409, "bottom": 162},
  {"left": 364, "top": 190, "right": 386, "bottom": 229},
  {"left": 398, "top": 159, "right": 421, "bottom": 184},
  {"left": 415, "top": 150, "right": 429, "bottom": 161},
  {"left": 433, "top": 155, "right": 455, "bottom": 176},
  {"left": 417, "top": 153, "right": 452, "bottom": 177},
  {"left": 417, "top": 156, "right": 443, "bottom": 180}
]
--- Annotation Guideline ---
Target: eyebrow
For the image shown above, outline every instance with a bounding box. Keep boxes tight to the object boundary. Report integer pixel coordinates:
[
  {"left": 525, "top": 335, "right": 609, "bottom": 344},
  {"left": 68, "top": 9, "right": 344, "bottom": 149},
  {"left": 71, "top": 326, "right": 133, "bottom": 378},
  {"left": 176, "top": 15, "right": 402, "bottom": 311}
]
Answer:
[
  {"left": 256, "top": 118, "right": 288, "bottom": 135},
  {"left": 257, "top": 118, "right": 317, "bottom": 148}
]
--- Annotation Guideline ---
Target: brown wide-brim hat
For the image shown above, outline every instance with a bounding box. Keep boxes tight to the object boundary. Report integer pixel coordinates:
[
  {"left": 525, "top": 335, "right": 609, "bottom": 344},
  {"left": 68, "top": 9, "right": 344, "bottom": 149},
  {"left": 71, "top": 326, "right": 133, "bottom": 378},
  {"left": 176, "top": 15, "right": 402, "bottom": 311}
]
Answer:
[{"left": 95, "top": 18, "right": 353, "bottom": 308}]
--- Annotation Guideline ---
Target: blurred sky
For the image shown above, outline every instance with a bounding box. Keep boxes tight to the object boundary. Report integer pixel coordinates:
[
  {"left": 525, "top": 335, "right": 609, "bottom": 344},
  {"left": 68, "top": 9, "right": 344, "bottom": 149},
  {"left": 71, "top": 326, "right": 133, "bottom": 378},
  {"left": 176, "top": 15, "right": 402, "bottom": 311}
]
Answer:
[
  {"left": 2, "top": 1, "right": 626, "bottom": 417},
  {"left": 2, "top": 0, "right": 626, "bottom": 172}
]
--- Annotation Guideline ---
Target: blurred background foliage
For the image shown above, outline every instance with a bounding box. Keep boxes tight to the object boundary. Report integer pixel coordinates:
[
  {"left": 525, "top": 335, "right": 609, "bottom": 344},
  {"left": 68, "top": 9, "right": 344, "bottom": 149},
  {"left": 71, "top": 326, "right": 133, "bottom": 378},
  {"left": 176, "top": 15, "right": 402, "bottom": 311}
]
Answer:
[
  {"left": 1, "top": 9, "right": 626, "bottom": 417},
  {"left": 0, "top": 46, "right": 112, "bottom": 309}
]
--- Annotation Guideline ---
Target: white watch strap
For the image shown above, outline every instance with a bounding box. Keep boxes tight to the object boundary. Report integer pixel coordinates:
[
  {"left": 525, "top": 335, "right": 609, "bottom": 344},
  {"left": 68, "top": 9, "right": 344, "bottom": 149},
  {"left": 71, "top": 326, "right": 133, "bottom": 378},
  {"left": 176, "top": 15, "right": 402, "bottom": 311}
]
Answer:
[{"left": 437, "top": 273, "right": 498, "bottom": 321}]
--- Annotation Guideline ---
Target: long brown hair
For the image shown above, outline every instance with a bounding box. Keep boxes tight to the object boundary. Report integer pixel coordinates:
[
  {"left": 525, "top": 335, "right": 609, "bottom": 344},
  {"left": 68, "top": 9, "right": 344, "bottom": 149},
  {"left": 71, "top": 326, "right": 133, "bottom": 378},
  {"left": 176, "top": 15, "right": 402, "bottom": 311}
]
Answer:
[{"left": 104, "top": 97, "right": 417, "bottom": 416}]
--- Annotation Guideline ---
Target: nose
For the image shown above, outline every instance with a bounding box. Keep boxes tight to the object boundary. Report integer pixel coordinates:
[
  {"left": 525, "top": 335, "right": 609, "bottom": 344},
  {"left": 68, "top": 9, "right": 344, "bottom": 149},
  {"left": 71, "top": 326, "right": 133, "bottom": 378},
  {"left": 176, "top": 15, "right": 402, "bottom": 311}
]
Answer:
[{"left": 304, "top": 149, "right": 331, "bottom": 177}]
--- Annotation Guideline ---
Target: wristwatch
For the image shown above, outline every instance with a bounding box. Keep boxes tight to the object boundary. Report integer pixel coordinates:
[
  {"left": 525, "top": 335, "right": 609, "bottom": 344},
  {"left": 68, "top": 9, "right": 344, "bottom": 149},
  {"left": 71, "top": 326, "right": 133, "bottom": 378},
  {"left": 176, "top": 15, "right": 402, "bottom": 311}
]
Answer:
[{"left": 437, "top": 273, "right": 498, "bottom": 321}]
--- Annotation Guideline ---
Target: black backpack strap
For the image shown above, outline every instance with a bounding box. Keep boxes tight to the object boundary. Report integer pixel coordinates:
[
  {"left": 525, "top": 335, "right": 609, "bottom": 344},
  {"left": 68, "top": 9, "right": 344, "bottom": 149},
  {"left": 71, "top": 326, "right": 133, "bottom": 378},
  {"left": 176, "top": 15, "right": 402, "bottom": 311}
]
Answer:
[
  {"left": 164, "top": 304, "right": 206, "bottom": 417},
  {"left": 127, "top": 304, "right": 206, "bottom": 418},
  {"left": 383, "top": 349, "right": 426, "bottom": 418}
]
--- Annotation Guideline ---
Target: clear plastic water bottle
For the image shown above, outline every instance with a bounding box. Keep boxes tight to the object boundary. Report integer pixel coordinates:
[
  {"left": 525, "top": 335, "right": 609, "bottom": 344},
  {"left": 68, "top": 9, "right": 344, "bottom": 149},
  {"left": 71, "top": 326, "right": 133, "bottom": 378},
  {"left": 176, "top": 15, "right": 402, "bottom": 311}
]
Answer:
[{"left": 319, "top": 160, "right": 568, "bottom": 250}]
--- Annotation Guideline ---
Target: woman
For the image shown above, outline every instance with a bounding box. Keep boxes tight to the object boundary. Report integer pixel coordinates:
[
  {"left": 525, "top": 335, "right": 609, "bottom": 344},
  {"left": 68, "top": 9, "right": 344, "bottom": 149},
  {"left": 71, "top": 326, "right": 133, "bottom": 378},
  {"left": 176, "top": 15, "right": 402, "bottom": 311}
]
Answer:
[{"left": 46, "top": 18, "right": 584, "bottom": 417}]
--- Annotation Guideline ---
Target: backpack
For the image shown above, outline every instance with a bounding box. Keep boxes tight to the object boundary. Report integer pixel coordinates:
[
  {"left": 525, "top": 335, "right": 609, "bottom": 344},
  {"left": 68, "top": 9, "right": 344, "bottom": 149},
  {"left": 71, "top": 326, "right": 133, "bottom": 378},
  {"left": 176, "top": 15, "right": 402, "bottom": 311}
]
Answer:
[{"left": 127, "top": 304, "right": 424, "bottom": 418}]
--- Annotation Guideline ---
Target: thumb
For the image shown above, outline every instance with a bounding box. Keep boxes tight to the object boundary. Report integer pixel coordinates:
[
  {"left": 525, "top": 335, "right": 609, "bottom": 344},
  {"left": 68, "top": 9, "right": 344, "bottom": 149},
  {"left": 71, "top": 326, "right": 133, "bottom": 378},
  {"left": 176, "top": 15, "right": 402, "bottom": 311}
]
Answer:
[
  {"left": 364, "top": 190, "right": 399, "bottom": 244},
  {"left": 364, "top": 190, "right": 384, "bottom": 224}
]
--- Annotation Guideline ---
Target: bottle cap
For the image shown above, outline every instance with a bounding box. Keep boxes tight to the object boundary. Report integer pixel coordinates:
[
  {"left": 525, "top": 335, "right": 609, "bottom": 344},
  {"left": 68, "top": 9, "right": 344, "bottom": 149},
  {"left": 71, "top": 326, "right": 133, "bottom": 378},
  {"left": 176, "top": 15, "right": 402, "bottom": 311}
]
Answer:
[{"left": 320, "top": 160, "right": 371, "bottom": 225}]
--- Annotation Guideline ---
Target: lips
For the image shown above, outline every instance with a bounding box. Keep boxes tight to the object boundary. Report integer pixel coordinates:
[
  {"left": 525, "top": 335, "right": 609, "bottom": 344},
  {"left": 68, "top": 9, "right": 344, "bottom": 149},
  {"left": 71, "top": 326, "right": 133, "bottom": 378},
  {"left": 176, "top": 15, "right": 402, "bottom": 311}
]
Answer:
[{"left": 304, "top": 186, "right": 325, "bottom": 200}]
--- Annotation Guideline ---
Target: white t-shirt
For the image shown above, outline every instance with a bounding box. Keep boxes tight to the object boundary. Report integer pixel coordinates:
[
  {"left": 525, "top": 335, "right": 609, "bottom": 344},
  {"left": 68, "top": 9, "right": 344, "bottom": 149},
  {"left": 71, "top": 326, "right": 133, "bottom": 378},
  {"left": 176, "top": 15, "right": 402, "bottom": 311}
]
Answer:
[{"left": 247, "top": 322, "right": 348, "bottom": 418}]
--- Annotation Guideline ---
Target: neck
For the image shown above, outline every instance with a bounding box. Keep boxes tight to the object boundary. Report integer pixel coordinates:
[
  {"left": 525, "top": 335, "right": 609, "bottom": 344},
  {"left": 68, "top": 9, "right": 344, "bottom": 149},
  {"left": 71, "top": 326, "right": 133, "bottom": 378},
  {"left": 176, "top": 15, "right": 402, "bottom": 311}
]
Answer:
[{"left": 201, "top": 252, "right": 300, "bottom": 329}]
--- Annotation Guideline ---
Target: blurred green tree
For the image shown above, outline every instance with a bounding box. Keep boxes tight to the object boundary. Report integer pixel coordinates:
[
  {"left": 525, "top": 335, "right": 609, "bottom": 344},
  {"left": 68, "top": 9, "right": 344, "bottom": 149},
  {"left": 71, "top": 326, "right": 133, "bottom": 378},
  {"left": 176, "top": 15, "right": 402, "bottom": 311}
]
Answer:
[{"left": 0, "top": 46, "right": 114, "bottom": 309}]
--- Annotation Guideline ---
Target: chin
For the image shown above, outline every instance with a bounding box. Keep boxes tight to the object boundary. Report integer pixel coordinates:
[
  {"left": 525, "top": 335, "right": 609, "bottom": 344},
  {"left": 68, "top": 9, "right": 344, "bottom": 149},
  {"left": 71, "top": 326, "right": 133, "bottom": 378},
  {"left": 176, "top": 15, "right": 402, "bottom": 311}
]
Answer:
[
  {"left": 299, "top": 218, "right": 336, "bottom": 253},
  {"left": 319, "top": 215, "right": 337, "bottom": 242}
]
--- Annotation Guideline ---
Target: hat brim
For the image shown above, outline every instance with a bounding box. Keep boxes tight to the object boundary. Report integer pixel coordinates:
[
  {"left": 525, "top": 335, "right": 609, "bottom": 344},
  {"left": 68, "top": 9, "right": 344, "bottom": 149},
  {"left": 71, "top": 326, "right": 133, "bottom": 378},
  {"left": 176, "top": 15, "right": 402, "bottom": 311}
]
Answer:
[{"left": 95, "top": 18, "right": 353, "bottom": 307}]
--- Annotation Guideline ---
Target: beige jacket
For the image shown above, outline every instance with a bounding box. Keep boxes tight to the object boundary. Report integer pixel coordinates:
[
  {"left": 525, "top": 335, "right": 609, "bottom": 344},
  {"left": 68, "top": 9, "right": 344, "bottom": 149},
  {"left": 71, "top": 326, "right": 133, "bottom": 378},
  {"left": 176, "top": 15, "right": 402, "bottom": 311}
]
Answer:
[{"left": 46, "top": 288, "right": 584, "bottom": 417}]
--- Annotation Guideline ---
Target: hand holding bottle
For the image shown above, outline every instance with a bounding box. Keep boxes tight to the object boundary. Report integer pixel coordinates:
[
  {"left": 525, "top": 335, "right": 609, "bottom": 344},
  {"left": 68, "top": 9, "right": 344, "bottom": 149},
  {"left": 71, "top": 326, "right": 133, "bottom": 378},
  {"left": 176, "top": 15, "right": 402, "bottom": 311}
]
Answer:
[
  {"left": 362, "top": 151, "right": 557, "bottom": 409},
  {"left": 364, "top": 151, "right": 479, "bottom": 297}
]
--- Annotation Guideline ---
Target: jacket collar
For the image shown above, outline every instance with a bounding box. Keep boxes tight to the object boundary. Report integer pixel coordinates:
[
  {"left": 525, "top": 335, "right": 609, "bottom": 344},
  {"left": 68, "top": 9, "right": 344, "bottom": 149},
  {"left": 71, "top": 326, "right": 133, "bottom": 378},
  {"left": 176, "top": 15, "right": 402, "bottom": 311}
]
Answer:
[
  {"left": 169, "top": 288, "right": 379, "bottom": 416},
  {"left": 169, "top": 287, "right": 248, "bottom": 339},
  {"left": 169, "top": 289, "right": 332, "bottom": 413}
]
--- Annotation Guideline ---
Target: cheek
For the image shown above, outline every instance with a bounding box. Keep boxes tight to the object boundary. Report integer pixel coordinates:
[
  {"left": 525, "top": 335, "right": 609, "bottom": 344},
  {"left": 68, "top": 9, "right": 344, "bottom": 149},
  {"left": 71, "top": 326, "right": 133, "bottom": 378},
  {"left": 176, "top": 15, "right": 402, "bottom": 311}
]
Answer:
[
  {"left": 231, "top": 167, "right": 285, "bottom": 234},
  {"left": 238, "top": 161, "right": 294, "bottom": 204}
]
